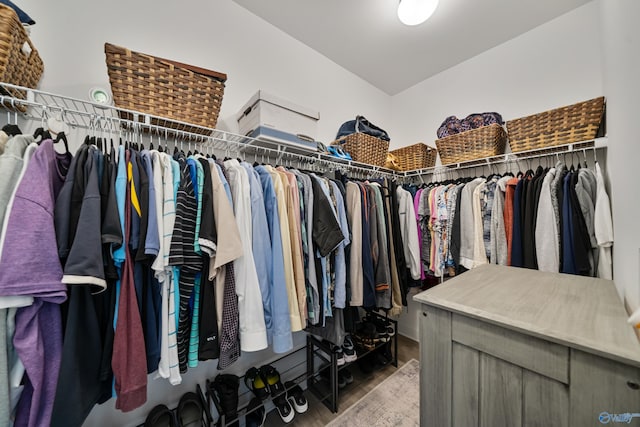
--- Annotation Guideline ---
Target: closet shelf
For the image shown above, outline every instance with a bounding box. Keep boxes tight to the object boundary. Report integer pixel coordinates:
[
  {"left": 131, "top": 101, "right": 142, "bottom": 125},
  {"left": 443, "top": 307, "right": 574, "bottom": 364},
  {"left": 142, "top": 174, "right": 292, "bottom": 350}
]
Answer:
[
  {"left": 0, "top": 82, "right": 397, "bottom": 180},
  {"left": 0, "top": 82, "right": 608, "bottom": 182},
  {"left": 403, "top": 137, "right": 608, "bottom": 179}
]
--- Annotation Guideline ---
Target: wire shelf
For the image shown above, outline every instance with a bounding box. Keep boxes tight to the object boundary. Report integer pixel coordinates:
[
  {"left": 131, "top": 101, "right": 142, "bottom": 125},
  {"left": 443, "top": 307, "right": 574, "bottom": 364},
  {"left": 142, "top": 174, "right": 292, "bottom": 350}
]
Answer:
[{"left": 0, "top": 82, "right": 608, "bottom": 181}]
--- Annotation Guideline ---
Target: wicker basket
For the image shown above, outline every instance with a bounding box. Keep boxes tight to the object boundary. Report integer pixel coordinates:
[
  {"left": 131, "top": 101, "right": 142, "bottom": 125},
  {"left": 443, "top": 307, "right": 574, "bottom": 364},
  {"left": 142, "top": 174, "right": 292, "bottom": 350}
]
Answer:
[
  {"left": 435, "top": 123, "right": 507, "bottom": 165},
  {"left": 0, "top": 4, "right": 43, "bottom": 111},
  {"left": 506, "top": 97, "right": 605, "bottom": 152},
  {"left": 390, "top": 143, "right": 437, "bottom": 171},
  {"left": 333, "top": 132, "right": 389, "bottom": 167},
  {"left": 104, "top": 43, "right": 227, "bottom": 134}
]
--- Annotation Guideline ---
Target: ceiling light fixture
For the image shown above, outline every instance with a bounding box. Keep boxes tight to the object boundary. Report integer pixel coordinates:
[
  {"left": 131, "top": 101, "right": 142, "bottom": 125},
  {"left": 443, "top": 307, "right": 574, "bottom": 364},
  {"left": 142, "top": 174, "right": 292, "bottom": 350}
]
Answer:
[{"left": 397, "top": 0, "right": 439, "bottom": 26}]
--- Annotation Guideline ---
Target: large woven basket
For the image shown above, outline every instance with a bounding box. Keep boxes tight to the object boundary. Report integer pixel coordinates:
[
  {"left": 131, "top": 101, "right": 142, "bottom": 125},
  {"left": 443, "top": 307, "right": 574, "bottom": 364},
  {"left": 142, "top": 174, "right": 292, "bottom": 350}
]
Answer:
[
  {"left": 435, "top": 124, "right": 507, "bottom": 165},
  {"left": 0, "top": 4, "right": 43, "bottom": 111},
  {"left": 333, "top": 133, "right": 389, "bottom": 167},
  {"left": 390, "top": 143, "right": 437, "bottom": 171},
  {"left": 506, "top": 97, "right": 605, "bottom": 152},
  {"left": 104, "top": 43, "right": 226, "bottom": 134}
]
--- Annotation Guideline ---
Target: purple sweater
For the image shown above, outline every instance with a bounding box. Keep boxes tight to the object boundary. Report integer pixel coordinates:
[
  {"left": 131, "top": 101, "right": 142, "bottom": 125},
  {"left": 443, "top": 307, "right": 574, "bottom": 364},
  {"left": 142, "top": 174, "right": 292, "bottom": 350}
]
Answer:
[{"left": 0, "top": 140, "right": 70, "bottom": 427}]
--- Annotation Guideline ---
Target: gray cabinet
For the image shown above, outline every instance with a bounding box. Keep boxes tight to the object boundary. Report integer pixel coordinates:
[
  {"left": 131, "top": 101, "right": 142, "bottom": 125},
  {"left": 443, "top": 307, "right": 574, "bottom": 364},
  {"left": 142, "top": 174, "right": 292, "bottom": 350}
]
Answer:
[{"left": 415, "top": 265, "right": 640, "bottom": 427}]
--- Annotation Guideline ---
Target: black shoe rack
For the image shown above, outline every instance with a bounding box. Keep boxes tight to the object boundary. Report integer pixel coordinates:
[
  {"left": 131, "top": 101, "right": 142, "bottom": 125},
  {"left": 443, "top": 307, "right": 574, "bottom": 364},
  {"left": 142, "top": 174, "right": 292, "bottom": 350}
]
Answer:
[{"left": 306, "top": 311, "right": 398, "bottom": 413}]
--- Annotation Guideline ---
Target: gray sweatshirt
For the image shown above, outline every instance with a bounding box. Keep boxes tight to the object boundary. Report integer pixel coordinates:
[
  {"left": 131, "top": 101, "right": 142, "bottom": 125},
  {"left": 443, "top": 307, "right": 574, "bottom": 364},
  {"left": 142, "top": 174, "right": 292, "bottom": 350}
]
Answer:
[{"left": 0, "top": 135, "right": 34, "bottom": 230}]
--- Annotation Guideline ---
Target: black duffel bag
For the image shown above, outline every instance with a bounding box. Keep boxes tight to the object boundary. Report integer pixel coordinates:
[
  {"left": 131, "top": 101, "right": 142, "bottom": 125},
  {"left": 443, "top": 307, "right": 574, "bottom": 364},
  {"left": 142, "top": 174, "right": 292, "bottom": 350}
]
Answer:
[{"left": 336, "top": 115, "right": 390, "bottom": 142}]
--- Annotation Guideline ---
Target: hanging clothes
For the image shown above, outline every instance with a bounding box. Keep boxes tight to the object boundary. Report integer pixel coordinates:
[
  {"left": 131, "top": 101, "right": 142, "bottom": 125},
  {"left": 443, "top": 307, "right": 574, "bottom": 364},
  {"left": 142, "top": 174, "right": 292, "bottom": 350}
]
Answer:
[
  {"left": 0, "top": 139, "right": 70, "bottom": 427},
  {"left": 255, "top": 166, "right": 293, "bottom": 353},
  {"left": 535, "top": 167, "right": 559, "bottom": 272},
  {"left": 224, "top": 159, "right": 267, "bottom": 352},
  {"left": 594, "top": 162, "right": 614, "bottom": 280}
]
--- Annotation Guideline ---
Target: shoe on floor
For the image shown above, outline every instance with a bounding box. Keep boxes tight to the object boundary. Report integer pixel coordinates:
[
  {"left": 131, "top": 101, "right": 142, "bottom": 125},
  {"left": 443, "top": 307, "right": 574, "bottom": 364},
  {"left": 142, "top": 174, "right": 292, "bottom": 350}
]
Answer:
[
  {"left": 176, "top": 392, "right": 204, "bottom": 427},
  {"left": 245, "top": 397, "right": 266, "bottom": 427},
  {"left": 144, "top": 404, "right": 176, "bottom": 427},
  {"left": 341, "top": 368, "right": 354, "bottom": 385},
  {"left": 273, "top": 394, "right": 295, "bottom": 423},
  {"left": 319, "top": 367, "right": 347, "bottom": 389},
  {"left": 284, "top": 381, "right": 308, "bottom": 414}
]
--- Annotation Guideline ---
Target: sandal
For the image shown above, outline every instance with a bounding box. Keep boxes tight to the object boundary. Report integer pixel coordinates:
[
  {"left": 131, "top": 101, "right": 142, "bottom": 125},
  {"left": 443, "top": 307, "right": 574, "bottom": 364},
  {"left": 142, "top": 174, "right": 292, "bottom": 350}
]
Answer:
[
  {"left": 244, "top": 367, "right": 270, "bottom": 400},
  {"left": 176, "top": 392, "right": 204, "bottom": 427},
  {"left": 259, "top": 364, "right": 286, "bottom": 399},
  {"left": 144, "top": 404, "right": 176, "bottom": 427}
]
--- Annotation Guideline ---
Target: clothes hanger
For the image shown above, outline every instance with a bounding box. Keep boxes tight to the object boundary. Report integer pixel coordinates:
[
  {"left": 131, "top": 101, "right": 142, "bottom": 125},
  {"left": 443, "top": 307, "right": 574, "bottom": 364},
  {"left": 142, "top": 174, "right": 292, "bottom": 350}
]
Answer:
[
  {"left": 33, "top": 127, "right": 51, "bottom": 142},
  {"left": 54, "top": 131, "right": 70, "bottom": 153}
]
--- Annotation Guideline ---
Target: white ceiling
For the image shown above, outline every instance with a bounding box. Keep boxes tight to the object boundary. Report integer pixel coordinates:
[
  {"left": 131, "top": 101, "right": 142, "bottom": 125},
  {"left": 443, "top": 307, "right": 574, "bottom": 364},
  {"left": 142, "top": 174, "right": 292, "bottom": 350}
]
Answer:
[{"left": 233, "top": 0, "right": 592, "bottom": 95}]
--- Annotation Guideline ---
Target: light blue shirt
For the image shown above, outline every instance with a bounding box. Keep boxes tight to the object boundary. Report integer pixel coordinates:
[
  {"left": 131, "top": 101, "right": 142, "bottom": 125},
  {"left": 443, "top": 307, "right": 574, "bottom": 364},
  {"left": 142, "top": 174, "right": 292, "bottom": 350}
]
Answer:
[
  {"left": 241, "top": 162, "right": 272, "bottom": 335},
  {"left": 112, "top": 146, "right": 127, "bottom": 330},
  {"left": 255, "top": 165, "right": 293, "bottom": 353},
  {"left": 329, "top": 180, "right": 350, "bottom": 309},
  {"left": 141, "top": 150, "right": 160, "bottom": 257}
]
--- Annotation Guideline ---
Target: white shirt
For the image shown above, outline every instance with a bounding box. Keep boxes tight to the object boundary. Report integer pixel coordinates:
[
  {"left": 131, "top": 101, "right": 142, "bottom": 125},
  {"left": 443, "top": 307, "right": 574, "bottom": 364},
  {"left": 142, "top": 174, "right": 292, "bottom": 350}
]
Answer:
[
  {"left": 594, "top": 163, "right": 613, "bottom": 280},
  {"left": 397, "top": 186, "right": 421, "bottom": 280},
  {"left": 157, "top": 153, "right": 181, "bottom": 385},
  {"left": 224, "top": 159, "right": 268, "bottom": 352},
  {"left": 459, "top": 178, "right": 485, "bottom": 269},
  {"left": 535, "top": 168, "right": 560, "bottom": 272}
]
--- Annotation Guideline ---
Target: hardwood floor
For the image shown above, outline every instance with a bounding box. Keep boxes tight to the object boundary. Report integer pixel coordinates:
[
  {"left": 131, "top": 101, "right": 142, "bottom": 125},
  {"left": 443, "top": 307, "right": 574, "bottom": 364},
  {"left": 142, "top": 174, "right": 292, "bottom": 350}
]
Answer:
[{"left": 264, "top": 334, "right": 419, "bottom": 427}]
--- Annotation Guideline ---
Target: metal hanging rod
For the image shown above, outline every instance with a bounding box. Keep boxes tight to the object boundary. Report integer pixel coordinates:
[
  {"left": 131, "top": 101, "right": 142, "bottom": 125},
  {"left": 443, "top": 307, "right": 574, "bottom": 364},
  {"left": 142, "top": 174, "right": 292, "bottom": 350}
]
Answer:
[
  {"left": 0, "top": 83, "right": 607, "bottom": 181},
  {"left": 0, "top": 83, "right": 397, "bottom": 179},
  {"left": 403, "top": 138, "right": 607, "bottom": 178}
]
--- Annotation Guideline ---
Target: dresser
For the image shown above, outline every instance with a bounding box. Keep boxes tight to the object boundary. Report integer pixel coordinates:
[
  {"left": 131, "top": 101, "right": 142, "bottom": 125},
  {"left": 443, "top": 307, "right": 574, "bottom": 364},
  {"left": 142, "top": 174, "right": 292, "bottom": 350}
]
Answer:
[{"left": 413, "top": 264, "right": 640, "bottom": 427}]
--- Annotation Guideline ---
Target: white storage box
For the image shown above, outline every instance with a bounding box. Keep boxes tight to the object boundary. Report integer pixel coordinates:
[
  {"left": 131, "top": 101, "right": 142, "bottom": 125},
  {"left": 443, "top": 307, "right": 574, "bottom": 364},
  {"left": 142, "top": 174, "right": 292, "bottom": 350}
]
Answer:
[{"left": 237, "top": 91, "right": 320, "bottom": 150}]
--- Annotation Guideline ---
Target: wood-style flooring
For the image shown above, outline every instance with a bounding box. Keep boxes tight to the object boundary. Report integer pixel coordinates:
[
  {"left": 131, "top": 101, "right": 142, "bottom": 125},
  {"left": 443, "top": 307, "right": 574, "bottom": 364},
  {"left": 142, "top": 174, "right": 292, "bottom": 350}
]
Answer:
[{"left": 264, "top": 334, "right": 419, "bottom": 427}]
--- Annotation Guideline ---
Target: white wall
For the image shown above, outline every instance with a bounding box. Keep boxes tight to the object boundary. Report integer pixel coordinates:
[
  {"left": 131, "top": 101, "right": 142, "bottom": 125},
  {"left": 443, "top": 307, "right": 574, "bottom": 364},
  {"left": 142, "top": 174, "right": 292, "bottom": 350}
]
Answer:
[
  {"left": 599, "top": 0, "right": 640, "bottom": 311},
  {"left": 389, "top": 1, "right": 603, "bottom": 152},
  {"left": 391, "top": 2, "right": 604, "bottom": 340},
  {"left": 13, "top": 1, "right": 391, "bottom": 426},
  {"left": 19, "top": 0, "right": 391, "bottom": 147}
]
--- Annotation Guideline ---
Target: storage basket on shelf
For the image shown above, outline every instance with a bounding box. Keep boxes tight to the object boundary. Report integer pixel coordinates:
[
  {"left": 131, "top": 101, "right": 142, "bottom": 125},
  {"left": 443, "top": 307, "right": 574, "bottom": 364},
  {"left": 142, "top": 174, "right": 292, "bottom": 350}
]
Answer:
[
  {"left": 435, "top": 123, "right": 507, "bottom": 165},
  {"left": 506, "top": 96, "right": 605, "bottom": 153},
  {"left": 104, "top": 42, "right": 227, "bottom": 134},
  {"left": 333, "top": 132, "right": 389, "bottom": 167},
  {"left": 389, "top": 143, "right": 437, "bottom": 171},
  {"left": 0, "top": 4, "right": 43, "bottom": 111}
]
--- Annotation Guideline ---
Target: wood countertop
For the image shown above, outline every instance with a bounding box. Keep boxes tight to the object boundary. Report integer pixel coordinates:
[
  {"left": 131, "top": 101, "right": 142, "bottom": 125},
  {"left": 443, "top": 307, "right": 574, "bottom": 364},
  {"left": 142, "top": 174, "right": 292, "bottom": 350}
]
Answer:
[{"left": 413, "top": 264, "right": 640, "bottom": 367}]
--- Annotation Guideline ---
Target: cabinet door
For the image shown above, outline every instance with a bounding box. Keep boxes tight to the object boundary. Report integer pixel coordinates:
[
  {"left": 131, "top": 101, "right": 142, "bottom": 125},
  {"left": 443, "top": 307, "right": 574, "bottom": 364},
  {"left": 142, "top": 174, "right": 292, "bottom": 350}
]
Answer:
[
  {"left": 420, "top": 305, "right": 452, "bottom": 427},
  {"left": 480, "top": 354, "right": 523, "bottom": 427},
  {"left": 452, "top": 343, "right": 479, "bottom": 427},
  {"left": 570, "top": 350, "right": 640, "bottom": 426},
  {"left": 523, "top": 371, "right": 569, "bottom": 427}
]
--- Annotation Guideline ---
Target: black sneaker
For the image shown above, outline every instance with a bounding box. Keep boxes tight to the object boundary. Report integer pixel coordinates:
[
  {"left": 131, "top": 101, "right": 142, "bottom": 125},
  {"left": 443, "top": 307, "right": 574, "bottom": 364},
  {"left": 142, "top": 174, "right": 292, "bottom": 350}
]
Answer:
[
  {"left": 342, "top": 368, "right": 354, "bottom": 385},
  {"left": 284, "top": 381, "right": 308, "bottom": 414},
  {"left": 335, "top": 346, "right": 345, "bottom": 366},
  {"left": 273, "top": 394, "right": 295, "bottom": 423},
  {"left": 245, "top": 397, "right": 266, "bottom": 427},
  {"left": 337, "top": 371, "right": 348, "bottom": 389},
  {"left": 319, "top": 367, "right": 347, "bottom": 389},
  {"left": 342, "top": 335, "right": 357, "bottom": 363}
]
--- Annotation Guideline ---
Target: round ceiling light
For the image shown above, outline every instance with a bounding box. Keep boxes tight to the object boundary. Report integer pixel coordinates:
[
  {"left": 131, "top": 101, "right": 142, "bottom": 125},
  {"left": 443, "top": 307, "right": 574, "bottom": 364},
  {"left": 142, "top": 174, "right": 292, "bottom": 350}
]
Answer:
[{"left": 397, "top": 0, "right": 439, "bottom": 26}]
